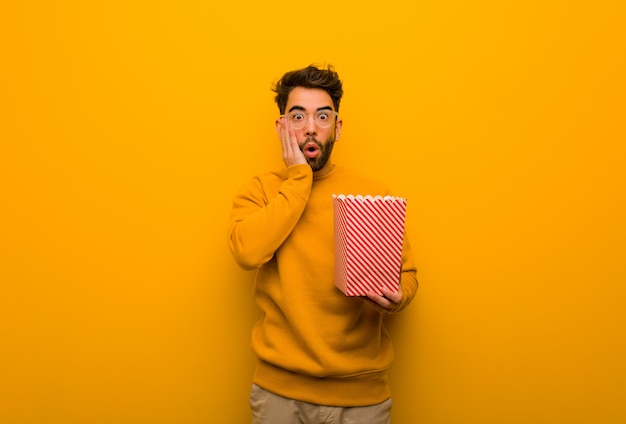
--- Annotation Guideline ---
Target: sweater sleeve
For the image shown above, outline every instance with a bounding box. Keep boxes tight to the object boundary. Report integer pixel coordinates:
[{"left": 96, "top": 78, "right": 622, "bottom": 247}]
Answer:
[
  {"left": 228, "top": 165, "right": 313, "bottom": 270},
  {"left": 388, "top": 235, "right": 419, "bottom": 314}
]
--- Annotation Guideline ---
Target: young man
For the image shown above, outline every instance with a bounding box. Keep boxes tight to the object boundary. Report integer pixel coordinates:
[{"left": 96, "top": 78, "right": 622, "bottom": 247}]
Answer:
[{"left": 228, "top": 65, "right": 418, "bottom": 424}]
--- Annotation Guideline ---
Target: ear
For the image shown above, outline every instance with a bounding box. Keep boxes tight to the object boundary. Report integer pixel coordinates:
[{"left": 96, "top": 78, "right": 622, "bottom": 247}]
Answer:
[
  {"left": 275, "top": 119, "right": 282, "bottom": 138},
  {"left": 334, "top": 119, "right": 343, "bottom": 141}
]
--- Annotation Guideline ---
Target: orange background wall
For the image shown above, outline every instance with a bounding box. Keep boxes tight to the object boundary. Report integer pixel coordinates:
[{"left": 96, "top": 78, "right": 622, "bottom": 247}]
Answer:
[{"left": 1, "top": 1, "right": 625, "bottom": 423}]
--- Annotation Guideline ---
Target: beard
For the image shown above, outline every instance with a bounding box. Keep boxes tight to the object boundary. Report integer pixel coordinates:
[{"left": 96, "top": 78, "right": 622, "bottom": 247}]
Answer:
[{"left": 299, "top": 136, "right": 336, "bottom": 172}]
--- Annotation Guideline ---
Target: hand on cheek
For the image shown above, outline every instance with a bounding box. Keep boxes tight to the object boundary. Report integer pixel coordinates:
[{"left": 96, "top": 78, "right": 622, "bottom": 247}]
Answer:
[{"left": 277, "top": 118, "right": 306, "bottom": 168}]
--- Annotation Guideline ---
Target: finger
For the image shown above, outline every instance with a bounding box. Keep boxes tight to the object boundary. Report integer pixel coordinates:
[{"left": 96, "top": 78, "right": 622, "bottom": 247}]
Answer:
[
  {"left": 279, "top": 118, "right": 290, "bottom": 150},
  {"left": 381, "top": 288, "right": 402, "bottom": 304},
  {"left": 279, "top": 118, "right": 296, "bottom": 163},
  {"left": 287, "top": 124, "right": 300, "bottom": 154},
  {"left": 367, "top": 291, "right": 392, "bottom": 308}
]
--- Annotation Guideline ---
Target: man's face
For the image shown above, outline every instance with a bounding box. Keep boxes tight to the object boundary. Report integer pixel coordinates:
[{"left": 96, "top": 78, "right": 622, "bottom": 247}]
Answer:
[{"left": 283, "top": 87, "right": 342, "bottom": 172}]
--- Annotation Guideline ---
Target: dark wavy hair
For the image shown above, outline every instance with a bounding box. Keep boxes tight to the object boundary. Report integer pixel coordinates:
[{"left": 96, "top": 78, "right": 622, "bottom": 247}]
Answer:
[{"left": 272, "top": 64, "right": 343, "bottom": 114}]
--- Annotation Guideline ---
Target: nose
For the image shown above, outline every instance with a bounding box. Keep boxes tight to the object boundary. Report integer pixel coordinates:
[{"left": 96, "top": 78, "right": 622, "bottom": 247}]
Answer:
[{"left": 304, "top": 116, "right": 317, "bottom": 137}]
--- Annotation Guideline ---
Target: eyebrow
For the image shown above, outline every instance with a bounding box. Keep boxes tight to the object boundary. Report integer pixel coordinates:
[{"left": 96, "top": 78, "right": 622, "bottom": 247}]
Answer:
[{"left": 287, "top": 105, "right": 333, "bottom": 113}]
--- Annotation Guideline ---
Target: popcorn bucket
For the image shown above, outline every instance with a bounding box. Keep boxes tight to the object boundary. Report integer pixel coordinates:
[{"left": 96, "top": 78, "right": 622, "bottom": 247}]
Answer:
[{"left": 333, "top": 195, "right": 407, "bottom": 296}]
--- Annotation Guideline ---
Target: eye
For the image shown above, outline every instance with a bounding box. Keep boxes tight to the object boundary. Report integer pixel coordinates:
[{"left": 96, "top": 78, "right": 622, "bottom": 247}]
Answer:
[
  {"left": 291, "top": 112, "right": 305, "bottom": 121},
  {"left": 317, "top": 112, "right": 330, "bottom": 121}
]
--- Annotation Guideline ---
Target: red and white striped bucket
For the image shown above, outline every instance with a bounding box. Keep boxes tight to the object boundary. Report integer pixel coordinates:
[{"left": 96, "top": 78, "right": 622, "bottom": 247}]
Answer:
[{"left": 333, "top": 194, "right": 407, "bottom": 296}]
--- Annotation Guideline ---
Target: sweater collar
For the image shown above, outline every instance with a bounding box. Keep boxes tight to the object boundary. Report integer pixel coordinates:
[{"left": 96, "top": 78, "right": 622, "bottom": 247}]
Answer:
[{"left": 313, "top": 163, "right": 336, "bottom": 180}]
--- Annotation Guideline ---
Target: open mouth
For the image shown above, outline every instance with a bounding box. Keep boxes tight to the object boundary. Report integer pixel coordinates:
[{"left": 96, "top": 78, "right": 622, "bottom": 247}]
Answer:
[{"left": 302, "top": 141, "right": 320, "bottom": 159}]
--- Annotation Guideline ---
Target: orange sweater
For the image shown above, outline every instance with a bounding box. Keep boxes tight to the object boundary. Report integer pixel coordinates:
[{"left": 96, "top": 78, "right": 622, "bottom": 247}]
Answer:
[{"left": 228, "top": 163, "right": 418, "bottom": 406}]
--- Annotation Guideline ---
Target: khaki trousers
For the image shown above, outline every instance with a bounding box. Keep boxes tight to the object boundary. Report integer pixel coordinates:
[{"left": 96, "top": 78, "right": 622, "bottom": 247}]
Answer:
[{"left": 250, "top": 384, "right": 392, "bottom": 424}]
